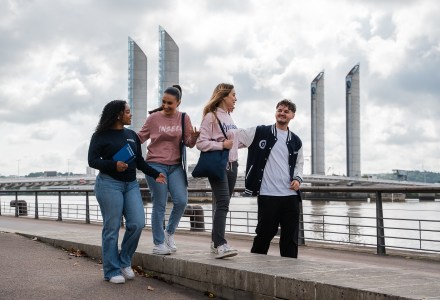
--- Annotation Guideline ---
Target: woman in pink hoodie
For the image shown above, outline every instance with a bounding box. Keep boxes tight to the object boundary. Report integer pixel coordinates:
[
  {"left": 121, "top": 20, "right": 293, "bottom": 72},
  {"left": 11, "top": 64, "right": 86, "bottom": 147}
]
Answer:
[{"left": 196, "top": 83, "right": 239, "bottom": 259}]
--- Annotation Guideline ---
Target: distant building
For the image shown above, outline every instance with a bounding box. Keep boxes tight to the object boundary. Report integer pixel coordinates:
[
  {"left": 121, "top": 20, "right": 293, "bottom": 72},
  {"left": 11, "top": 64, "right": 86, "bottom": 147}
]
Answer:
[
  {"left": 128, "top": 37, "right": 148, "bottom": 154},
  {"left": 346, "top": 64, "right": 361, "bottom": 177},
  {"left": 44, "top": 171, "right": 57, "bottom": 177},
  {"left": 158, "top": 25, "right": 179, "bottom": 106},
  {"left": 393, "top": 169, "right": 408, "bottom": 181},
  {"left": 86, "top": 167, "right": 95, "bottom": 177},
  {"left": 311, "top": 71, "right": 325, "bottom": 175}
]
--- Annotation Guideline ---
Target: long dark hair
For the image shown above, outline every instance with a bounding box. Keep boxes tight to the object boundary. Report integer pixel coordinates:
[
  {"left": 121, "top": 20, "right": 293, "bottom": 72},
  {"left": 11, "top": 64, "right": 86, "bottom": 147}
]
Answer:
[
  {"left": 95, "top": 100, "right": 127, "bottom": 133},
  {"left": 149, "top": 84, "right": 182, "bottom": 114}
]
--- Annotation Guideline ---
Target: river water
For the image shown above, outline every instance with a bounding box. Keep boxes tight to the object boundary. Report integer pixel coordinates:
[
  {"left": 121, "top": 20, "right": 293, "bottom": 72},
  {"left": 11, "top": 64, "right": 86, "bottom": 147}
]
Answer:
[{"left": 1, "top": 194, "right": 439, "bottom": 252}]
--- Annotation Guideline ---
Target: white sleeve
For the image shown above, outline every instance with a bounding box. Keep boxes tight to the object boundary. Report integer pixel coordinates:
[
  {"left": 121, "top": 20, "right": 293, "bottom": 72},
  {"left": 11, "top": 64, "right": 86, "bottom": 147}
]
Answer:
[
  {"left": 293, "top": 146, "right": 304, "bottom": 182},
  {"left": 238, "top": 127, "right": 256, "bottom": 148}
]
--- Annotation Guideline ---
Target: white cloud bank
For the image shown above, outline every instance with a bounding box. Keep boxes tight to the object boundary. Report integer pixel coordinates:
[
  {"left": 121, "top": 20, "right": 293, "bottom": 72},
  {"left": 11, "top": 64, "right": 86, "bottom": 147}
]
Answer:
[{"left": 0, "top": 0, "right": 439, "bottom": 176}]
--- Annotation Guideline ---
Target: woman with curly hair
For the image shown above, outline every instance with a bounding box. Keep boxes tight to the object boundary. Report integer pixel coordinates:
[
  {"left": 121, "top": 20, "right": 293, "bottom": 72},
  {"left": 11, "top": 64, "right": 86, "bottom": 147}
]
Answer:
[{"left": 88, "top": 100, "right": 166, "bottom": 284}]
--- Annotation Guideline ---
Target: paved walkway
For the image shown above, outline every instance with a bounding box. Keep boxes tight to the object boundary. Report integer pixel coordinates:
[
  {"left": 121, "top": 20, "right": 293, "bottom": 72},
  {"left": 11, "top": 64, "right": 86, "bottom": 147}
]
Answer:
[
  {"left": 0, "top": 232, "right": 211, "bottom": 300},
  {"left": 1, "top": 216, "right": 440, "bottom": 299}
]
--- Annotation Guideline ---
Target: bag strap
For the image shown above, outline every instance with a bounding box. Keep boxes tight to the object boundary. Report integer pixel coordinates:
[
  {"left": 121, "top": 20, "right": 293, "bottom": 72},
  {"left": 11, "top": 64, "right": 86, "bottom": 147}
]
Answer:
[
  {"left": 213, "top": 112, "right": 228, "bottom": 140},
  {"left": 180, "top": 112, "right": 187, "bottom": 167},
  {"left": 180, "top": 112, "right": 188, "bottom": 186}
]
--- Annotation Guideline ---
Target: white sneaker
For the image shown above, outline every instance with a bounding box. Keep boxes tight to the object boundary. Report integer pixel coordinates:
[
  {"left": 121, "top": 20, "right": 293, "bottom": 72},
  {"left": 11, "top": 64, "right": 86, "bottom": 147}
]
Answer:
[
  {"left": 164, "top": 230, "right": 177, "bottom": 252},
  {"left": 153, "top": 243, "right": 171, "bottom": 255},
  {"left": 121, "top": 266, "right": 135, "bottom": 280},
  {"left": 210, "top": 241, "right": 216, "bottom": 253},
  {"left": 109, "top": 275, "right": 125, "bottom": 284},
  {"left": 215, "top": 243, "right": 238, "bottom": 259}
]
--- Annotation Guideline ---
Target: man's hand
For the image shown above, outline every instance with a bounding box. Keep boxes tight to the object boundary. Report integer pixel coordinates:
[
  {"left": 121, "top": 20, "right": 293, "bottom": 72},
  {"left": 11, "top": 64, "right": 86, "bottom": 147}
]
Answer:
[{"left": 290, "top": 180, "right": 300, "bottom": 191}]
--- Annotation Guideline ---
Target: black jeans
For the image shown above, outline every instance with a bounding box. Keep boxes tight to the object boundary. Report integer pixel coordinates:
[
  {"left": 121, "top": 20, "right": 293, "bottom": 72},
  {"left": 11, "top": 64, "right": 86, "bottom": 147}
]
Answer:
[
  {"left": 251, "top": 194, "right": 301, "bottom": 258},
  {"left": 208, "top": 161, "right": 238, "bottom": 247}
]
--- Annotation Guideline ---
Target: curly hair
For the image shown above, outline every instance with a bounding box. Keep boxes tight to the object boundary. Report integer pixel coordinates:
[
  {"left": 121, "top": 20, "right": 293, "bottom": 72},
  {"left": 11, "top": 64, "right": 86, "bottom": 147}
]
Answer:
[
  {"left": 95, "top": 100, "right": 127, "bottom": 133},
  {"left": 202, "top": 83, "right": 234, "bottom": 117}
]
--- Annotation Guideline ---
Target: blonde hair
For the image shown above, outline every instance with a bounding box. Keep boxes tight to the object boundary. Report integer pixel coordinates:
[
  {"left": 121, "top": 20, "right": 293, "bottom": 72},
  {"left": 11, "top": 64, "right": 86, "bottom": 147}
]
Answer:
[{"left": 202, "top": 83, "right": 234, "bottom": 117}]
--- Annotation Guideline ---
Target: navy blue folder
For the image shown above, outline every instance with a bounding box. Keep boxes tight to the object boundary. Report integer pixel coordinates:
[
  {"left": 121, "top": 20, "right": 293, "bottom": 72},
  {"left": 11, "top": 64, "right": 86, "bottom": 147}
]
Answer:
[{"left": 112, "top": 143, "right": 136, "bottom": 163}]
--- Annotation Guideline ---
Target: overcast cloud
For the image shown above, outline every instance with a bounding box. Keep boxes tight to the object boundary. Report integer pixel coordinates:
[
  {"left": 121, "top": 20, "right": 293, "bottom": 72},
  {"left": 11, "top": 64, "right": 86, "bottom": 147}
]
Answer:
[{"left": 1, "top": 0, "right": 439, "bottom": 177}]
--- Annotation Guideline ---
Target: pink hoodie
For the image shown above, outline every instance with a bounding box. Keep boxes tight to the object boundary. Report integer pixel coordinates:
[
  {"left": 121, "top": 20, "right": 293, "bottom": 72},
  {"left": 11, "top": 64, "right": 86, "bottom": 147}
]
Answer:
[
  {"left": 196, "top": 107, "right": 239, "bottom": 163},
  {"left": 137, "top": 111, "right": 196, "bottom": 165}
]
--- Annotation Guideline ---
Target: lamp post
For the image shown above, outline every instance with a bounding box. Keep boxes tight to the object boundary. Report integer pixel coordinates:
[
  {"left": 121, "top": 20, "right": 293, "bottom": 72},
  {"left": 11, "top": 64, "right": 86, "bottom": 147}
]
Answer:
[
  {"left": 67, "top": 159, "right": 71, "bottom": 178},
  {"left": 17, "top": 160, "right": 20, "bottom": 178}
]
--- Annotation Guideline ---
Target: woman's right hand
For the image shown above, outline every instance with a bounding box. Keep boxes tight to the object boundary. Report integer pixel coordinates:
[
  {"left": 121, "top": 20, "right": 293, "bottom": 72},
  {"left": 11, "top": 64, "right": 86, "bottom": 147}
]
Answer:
[
  {"left": 116, "top": 161, "right": 128, "bottom": 172},
  {"left": 223, "top": 139, "right": 233, "bottom": 149}
]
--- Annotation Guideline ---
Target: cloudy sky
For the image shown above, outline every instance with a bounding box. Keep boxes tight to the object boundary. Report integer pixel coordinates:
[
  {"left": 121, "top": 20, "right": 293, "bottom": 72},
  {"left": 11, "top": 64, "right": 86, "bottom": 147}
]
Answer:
[{"left": 1, "top": 0, "right": 439, "bottom": 177}]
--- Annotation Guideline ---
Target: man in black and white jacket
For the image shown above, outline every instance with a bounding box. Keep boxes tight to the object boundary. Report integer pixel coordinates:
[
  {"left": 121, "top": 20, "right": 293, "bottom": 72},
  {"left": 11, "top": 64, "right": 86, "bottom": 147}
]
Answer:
[{"left": 239, "top": 99, "right": 304, "bottom": 258}]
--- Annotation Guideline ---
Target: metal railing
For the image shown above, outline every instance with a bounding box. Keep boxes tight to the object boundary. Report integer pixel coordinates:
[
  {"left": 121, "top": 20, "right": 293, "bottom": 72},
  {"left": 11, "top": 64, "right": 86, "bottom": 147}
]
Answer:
[{"left": 1, "top": 186, "right": 439, "bottom": 255}]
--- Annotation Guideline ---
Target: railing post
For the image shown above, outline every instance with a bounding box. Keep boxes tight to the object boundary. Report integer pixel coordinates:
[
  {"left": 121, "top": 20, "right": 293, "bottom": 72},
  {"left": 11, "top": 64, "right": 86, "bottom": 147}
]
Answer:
[
  {"left": 35, "top": 192, "right": 39, "bottom": 219},
  {"left": 15, "top": 191, "right": 19, "bottom": 217},
  {"left": 376, "top": 191, "right": 386, "bottom": 255},
  {"left": 348, "top": 216, "right": 351, "bottom": 243},
  {"left": 419, "top": 220, "right": 422, "bottom": 250},
  {"left": 247, "top": 212, "right": 249, "bottom": 234},
  {"left": 85, "top": 191, "right": 90, "bottom": 224},
  {"left": 298, "top": 202, "right": 305, "bottom": 245},
  {"left": 57, "top": 191, "right": 62, "bottom": 221}
]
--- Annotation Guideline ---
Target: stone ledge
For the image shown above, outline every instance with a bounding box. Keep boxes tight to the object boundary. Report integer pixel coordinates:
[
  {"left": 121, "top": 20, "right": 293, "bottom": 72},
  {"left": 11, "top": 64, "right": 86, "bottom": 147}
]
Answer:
[{"left": 18, "top": 234, "right": 425, "bottom": 300}]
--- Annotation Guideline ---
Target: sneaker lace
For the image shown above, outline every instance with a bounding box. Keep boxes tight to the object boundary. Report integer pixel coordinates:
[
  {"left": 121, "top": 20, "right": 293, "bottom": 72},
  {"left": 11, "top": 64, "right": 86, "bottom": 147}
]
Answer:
[{"left": 168, "top": 233, "right": 175, "bottom": 246}]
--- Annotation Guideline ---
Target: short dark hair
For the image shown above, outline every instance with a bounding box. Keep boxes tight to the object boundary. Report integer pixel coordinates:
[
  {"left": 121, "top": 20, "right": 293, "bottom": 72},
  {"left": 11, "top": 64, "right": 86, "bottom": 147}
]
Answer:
[{"left": 276, "top": 99, "right": 296, "bottom": 113}]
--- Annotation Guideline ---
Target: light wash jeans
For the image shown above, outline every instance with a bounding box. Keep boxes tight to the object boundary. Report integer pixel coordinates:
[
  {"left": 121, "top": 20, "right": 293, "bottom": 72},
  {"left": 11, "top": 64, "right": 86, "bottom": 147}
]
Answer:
[
  {"left": 145, "top": 163, "right": 188, "bottom": 245},
  {"left": 94, "top": 173, "right": 145, "bottom": 280},
  {"left": 209, "top": 161, "right": 238, "bottom": 247}
]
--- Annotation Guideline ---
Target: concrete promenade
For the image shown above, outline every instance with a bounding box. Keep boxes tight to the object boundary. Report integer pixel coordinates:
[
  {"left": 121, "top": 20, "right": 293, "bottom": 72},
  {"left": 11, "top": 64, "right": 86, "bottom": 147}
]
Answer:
[{"left": 1, "top": 216, "right": 439, "bottom": 300}]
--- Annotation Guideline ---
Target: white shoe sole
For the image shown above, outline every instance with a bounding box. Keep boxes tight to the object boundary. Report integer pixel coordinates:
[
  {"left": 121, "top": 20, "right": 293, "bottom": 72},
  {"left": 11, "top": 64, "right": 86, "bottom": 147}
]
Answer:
[
  {"left": 215, "top": 251, "right": 238, "bottom": 259},
  {"left": 109, "top": 277, "right": 125, "bottom": 284},
  {"left": 152, "top": 250, "right": 171, "bottom": 255}
]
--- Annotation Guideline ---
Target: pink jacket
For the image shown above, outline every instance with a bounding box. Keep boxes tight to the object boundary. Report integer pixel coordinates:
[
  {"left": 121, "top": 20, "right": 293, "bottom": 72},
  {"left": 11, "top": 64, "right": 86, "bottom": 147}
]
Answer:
[{"left": 196, "top": 107, "right": 239, "bottom": 163}]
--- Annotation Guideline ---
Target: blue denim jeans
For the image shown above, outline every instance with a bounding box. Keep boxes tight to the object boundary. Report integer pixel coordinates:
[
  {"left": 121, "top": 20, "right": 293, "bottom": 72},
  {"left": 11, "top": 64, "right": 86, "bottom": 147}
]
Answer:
[
  {"left": 94, "top": 173, "right": 145, "bottom": 280},
  {"left": 208, "top": 161, "right": 238, "bottom": 247},
  {"left": 145, "top": 163, "right": 188, "bottom": 245}
]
